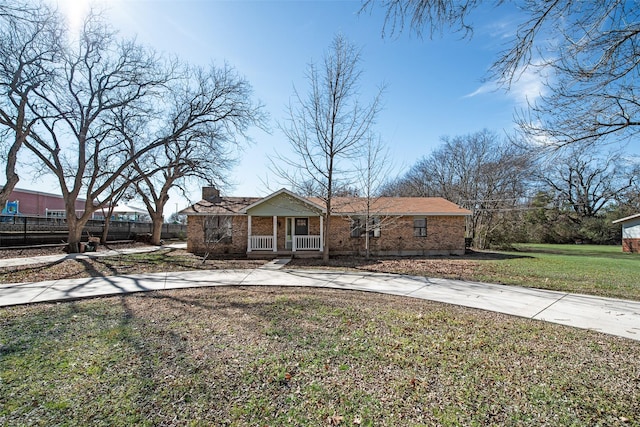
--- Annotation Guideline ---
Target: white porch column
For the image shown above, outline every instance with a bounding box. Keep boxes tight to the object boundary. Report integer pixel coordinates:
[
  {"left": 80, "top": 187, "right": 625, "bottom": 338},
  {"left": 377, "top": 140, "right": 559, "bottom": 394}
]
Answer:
[
  {"left": 272, "top": 215, "right": 277, "bottom": 252},
  {"left": 247, "top": 215, "right": 252, "bottom": 253},
  {"left": 292, "top": 219, "right": 297, "bottom": 252},
  {"left": 319, "top": 215, "right": 324, "bottom": 252}
]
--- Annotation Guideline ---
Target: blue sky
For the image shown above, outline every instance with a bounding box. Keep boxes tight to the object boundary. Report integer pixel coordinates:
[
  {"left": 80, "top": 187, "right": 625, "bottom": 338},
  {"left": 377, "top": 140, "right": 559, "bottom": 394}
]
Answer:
[{"left": 48, "top": 0, "right": 540, "bottom": 208}]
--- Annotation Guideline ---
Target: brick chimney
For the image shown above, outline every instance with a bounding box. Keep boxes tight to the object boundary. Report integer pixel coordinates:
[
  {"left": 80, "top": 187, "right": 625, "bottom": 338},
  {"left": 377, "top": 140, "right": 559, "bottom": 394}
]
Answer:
[{"left": 202, "top": 186, "right": 221, "bottom": 202}]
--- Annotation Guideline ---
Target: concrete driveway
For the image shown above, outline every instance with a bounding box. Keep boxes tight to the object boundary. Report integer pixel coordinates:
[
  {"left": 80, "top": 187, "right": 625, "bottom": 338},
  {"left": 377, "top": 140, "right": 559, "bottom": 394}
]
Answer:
[{"left": 1, "top": 260, "right": 639, "bottom": 341}]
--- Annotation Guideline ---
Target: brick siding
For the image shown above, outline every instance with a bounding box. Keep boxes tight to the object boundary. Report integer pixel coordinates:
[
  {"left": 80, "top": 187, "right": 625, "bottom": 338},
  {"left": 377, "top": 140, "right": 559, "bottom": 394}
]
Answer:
[
  {"left": 187, "top": 215, "right": 248, "bottom": 255},
  {"left": 622, "top": 238, "right": 640, "bottom": 253},
  {"left": 326, "top": 215, "right": 466, "bottom": 256},
  {"left": 187, "top": 214, "right": 466, "bottom": 256}
]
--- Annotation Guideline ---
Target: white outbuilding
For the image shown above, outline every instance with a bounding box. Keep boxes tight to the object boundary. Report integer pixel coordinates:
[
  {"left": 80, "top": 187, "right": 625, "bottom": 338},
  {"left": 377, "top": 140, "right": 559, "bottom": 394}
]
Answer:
[{"left": 612, "top": 213, "right": 640, "bottom": 253}]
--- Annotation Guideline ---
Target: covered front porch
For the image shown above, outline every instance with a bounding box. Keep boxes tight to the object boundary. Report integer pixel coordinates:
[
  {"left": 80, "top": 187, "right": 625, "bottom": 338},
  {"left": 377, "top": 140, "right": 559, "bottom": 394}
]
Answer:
[
  {"left": 241, "top": 189, "right": 326, "bottom": 256},
  {"left": 247, "top": 215, "right": 323, "bottom": 254}
]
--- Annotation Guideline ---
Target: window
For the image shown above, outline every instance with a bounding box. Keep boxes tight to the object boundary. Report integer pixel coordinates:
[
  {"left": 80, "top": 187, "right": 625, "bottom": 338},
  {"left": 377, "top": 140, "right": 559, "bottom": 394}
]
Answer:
[
  {"left": 351, "top": 216, "right": 381, "bottom": 238},
  {"left": 350, "top": 218, "right": 362, "bottom": 237},
  {"left": 46, "top": 210, "right": 66, "bottom": 218},
  {"left": 295, "top": 218, "right": 309, "bottom": 235},
  {"left": 204, "top": 215, "right": 233, "bottom": 244},
  {"left": 371, "top": 217, "right": 381, "bottom": 237},
  {"left": 46, "top": 210, "right": 90, "bottom": 220},
  {"left": 413, "top": 217, "right": 427, "bottom": 237}
]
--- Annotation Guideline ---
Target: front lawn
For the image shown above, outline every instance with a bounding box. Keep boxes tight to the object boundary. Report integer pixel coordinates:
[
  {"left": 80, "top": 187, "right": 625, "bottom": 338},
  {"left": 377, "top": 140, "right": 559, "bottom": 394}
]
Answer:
[
  {"left": 476, "top": 244, "right": 640, "bottom": 300},
  {"left": 0, "top": 248, "right": 265, "bottom": 284},
  {"left": 289, "top": 244, "right": 640, "bottom": 301},
  {"left": 1, "top": 287, "right": 638, "bottom": 426}
]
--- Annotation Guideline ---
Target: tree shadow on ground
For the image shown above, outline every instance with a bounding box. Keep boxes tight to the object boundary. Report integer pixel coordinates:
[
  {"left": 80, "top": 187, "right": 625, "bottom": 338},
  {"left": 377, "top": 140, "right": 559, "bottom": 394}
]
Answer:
[{"left": 0, "top": 259, "right": 75, "bottom": 282}]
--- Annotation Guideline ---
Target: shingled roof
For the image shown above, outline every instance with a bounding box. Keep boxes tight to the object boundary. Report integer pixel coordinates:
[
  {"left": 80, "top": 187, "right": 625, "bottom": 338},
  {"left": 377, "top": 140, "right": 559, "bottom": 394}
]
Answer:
[
  {"left": 180, "top": 197, "right": 261, "bottom": 216},
  {"left": 313, "top": 197, "right": 472, "bottom": 216},
  {"left": 181, "top": 192, "right": 471, "bottom": 217}
]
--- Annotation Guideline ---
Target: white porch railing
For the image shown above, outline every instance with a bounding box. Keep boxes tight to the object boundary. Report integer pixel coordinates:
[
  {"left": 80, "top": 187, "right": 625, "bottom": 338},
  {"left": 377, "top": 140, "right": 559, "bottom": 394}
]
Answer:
[
  {"left": 248, "top": 235, "right": 322, "bottom": 251},
  {"left": 295, "top": 235, "right": 321, "bottom": 250},
  {"left": 250, "top": 235, "right": 274, "bottom": 251}
]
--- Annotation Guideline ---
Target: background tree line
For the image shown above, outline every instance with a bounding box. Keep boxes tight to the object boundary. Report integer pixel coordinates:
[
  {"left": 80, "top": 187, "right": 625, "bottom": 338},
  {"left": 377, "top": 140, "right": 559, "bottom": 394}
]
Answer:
[
  {"left": 3, "top": 0, "right": 639, "bottom": 254},
  {"left": 0, "top": 0, "right": 265, "bottom": 252},
  {"left": 381, "top": 129, "right": 640, "bottom": 249},
  {"left": 363, "top": 0, "right": 640, "bottom": 249}
]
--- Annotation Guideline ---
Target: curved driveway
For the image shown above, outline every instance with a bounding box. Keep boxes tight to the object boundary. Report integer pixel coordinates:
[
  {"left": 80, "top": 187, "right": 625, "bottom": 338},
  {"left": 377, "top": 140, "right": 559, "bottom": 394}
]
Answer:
[
  {"left": 0, "top": 263, "right": 640, "bottom": 340},
  {"left": 0, "top": 248, "right": 639, "bottom": 341}
]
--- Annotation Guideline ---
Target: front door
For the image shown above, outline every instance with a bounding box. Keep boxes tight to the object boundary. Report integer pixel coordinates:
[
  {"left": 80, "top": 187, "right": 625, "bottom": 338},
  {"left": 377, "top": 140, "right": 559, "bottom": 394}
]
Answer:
[{"left": 285, "top": 217, "right": 308, "bottom": 250}]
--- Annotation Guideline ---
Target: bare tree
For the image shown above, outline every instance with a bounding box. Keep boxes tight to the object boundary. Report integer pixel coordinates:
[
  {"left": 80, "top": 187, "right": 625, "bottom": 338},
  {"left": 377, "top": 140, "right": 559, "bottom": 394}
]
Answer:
[
  {"left": 536, "top": 147, "right": 639, "bottom": 224},
  {"left": 362, "top": 0, "right": 479, "bottom": 39},
  {"left": 384, "top": 130, "right": 532, "bottom": 248},
  {"left": 363, "top": 1, "right": 640, "bottom": 147},
  {"left": 22, "top": 10, "right": 170, "bottom": 252},
  {"left": 96, "top": 175, "right": 137, "bottom": 244},
  {"left": 512, "top": 2, "right": 640, "bottom": 147},
  {"left": 0, "top": 1, "right": 61, "bottom": 208},
  {"left": 349, "top": 134, "right": 397, "bottom": 258},
  {"left": 272, "top": 34, "right": 383, "bottom": 262},
  {"left": 132, "top": 64, "right": 264, "bottom": 245},
  {"left": 202, "top": 215, "right": 233, "bottom": 262}
]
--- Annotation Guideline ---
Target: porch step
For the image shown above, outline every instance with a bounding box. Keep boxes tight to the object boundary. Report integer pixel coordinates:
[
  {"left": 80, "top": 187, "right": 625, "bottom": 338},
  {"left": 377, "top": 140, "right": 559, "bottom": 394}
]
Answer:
[{"left": 259, "top": 258, "right": 292, "bottom": 270}]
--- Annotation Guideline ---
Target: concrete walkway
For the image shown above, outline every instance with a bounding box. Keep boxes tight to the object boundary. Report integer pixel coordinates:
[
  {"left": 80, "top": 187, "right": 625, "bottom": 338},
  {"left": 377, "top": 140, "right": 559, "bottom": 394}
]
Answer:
[{"left": 0, "top": 253, "right": 639, "bottom": 341}]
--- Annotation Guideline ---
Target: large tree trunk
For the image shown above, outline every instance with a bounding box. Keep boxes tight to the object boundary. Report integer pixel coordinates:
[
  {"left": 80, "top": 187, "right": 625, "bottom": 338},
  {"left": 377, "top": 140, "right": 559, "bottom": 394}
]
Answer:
[
  {"left": 322, "top": 213, "right": 330, "bottom": 263},
  {"left": 66, "top": 215, "right": 85, "bottom": 253},
  {"left": 150, "top": 213, "right": 164, "bottom": 245},
  {"left": 0, "top": 137, "right": 23, "bottom": 211},
  {"left": 101, "top": 216, "right": 112, "bottom": 244}
]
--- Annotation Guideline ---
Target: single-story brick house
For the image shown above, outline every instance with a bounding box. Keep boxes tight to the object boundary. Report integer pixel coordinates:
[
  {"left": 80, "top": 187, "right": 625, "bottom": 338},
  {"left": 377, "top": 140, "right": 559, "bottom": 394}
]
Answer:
[
  {"left": 612, "top": 213, "right": 640, "bottom": 253},
  {"left": 180, "top": 187, "right": 472, "bottom": 257}
]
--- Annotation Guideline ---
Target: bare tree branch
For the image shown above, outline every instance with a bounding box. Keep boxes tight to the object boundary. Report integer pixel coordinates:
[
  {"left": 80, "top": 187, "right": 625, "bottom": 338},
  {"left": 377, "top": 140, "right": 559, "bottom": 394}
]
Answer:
[
  {"left": 131, "top": 63, "right": 265, "bottom": 245},
  {"left": 0, "top": 0, "right": 62, "bottom": 208},
  {"left": 271, "top": 34, "right": 383, "bottom": 262},
  {"left": 364, "top": 0, "right": 640, "bottom": 147}
]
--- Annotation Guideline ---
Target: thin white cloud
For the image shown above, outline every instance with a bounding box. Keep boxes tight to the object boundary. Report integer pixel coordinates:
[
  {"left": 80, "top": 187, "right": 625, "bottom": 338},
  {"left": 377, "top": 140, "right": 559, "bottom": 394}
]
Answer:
[
  {"left": 463, "top": 82, "right": 495, "bottom": 98},
  {"left": 464, "top": 61, "right": 551, "bottom": 106}
]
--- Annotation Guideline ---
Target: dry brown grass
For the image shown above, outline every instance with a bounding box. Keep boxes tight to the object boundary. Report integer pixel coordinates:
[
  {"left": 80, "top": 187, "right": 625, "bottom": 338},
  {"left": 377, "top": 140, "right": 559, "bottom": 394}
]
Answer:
[
  {"left": 0, "top": 247, "right": 265, "bottom": 284},
  {"left": 1, "top": 286, "right": 638, "bottom": 426},
  {"left": 288, "top": 253, "right": 504, "bottom": 280}
]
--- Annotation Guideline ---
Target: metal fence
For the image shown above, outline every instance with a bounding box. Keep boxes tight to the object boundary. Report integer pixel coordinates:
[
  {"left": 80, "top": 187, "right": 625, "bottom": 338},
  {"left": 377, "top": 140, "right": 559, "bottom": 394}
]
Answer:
[{"left": 0, "top": 215, "right": 186, "bottom": 247}]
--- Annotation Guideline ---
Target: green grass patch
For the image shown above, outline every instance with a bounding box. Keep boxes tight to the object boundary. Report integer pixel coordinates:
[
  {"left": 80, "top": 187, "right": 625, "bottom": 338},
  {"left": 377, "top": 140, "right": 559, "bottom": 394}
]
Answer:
[
  {"left": 290, "top": 244, "right": 640, "bottom": 301},
  {"left": 475, "top": 244, "right": 640, "bottom": 300},
  {"left": 1, "top": 287, "right": 638, "bottom": 426}
]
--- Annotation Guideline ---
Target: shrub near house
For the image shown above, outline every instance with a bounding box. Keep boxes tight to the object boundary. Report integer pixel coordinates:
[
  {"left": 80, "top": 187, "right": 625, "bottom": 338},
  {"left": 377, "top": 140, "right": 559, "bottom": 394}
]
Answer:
[{"left": 181, "top": 187, "right": 472, "bottom": 258}]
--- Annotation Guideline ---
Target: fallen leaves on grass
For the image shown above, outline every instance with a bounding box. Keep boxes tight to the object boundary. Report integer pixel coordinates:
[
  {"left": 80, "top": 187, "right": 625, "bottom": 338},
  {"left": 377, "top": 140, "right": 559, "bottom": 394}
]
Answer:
[
  {"left": 327, "top": 414, "right": 344, "bottom": 425},
  {"left": 0, "top": 248, "right": 266, "bottom": 284},
  {"left": 2, "top": 287, "right": 638, "bottom": 426},
  {"left": 288, "top": 256, "right": 485, "bottom": 280}
]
